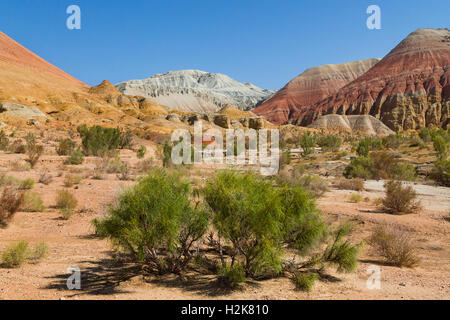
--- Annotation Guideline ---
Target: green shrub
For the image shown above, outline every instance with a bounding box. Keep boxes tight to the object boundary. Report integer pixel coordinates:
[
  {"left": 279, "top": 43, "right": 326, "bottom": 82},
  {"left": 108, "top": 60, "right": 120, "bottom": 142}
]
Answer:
[
  {"left": 64, "top": 174, "right": 82, "bottom": 187},
  {"left": 356, "top": 137, "right": 382, "bottom": 157},
  {"left": 25, "top": 134, "right": 43, "bottom": 168},
  {"left": 317, "top": 134, "right": 342, "bottom": 152},
  {"left": 345, "top": 152, "right": 417, "bottom": 181},
  {"left": 136, "top": 145, "right": 147, "bottom": 159},
  {"left": 18, "top": 178, "right": 35, "bottom": 190},
  {"left": 162, "top": 140, "right": 173, "bottom": 168},
  {"left": 292, "top": 272, "right": 319, "bottom": 292},
  {"left": 204, "top": 172, "right": 286, "bottom": 278},
  {"left": 65, "top": 148, "right": 84, "bottom": 165},
  {"left": 349, "top": 193, "right": 364, "bottom": 203},
  {"left": 22, "top": 192, "right": 45, "bottom": 212},
  {"left": 382, "top": 181, "right": 421, "bottom": 214},
  {"left": 55, "top": 190, "right": 78, "bottom": 219},
  {"left": 300, "top": 132, "right": 316, "bottom": 156},
  {"left": 431, "top": 159, "right": 450, "bottom": 187},
  {"left": 94, "top": 169, "right": 209, "bottom": 275},
  {"left": 1, "top": 241, "right": 31, "bottom": 268},
  {"left": 297, "top": 174, "right": 329, "bottom": 198},
  {"left": 217, "top": 263, "right": 246, "bottom": 288},
  {"left": 204, "top": 171, "right": 328, "bottom": 278},
  {"left": 369, "top": 226, "right": 420, "bottom": 268},
  {"left": 433, "top": 135, "right": 448, "bottom": 160},
  {"left": 344, "top": 156, "right": 372, "bottom": 179},
  {"left": 56, "top": 138, "right": 76, "bottom": 156},
  {"left": 382, "top": 133, "right": 404, "bottom": 149},
  {"left": 77, "top": 125, "right": 121, "bottom": 156},
  {"left": 418, "top": 127, "right": 432, "bottom": 142},
  {"left": 393, "top": 162, "right": 417, "bottom": 182}
]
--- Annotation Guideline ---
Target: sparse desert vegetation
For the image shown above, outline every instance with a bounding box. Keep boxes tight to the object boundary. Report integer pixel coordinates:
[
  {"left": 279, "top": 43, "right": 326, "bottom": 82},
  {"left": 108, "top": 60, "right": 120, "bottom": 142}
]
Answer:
[{"left": 0, "top": 124, "right": 448, "bottom": 300}]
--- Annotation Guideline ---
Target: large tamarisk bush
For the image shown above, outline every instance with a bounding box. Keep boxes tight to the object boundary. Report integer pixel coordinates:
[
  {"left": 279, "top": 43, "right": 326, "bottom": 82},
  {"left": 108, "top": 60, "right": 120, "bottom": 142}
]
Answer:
[
  {"left": 94, "top": 169, "right": 209, "bottom": 274},
  {"left": 203, "top": 171, "right": 361, "bottom": 287}
]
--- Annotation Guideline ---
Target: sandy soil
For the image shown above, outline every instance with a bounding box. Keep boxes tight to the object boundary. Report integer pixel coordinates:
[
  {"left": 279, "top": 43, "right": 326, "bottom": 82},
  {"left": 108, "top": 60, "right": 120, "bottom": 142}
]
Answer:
[{"left": 0, "top": 151, "right": 449, "bottom": 300}]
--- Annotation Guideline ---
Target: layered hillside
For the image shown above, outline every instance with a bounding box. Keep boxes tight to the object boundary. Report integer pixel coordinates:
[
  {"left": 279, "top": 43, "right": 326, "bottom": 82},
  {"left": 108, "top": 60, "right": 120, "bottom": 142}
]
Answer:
[
  {"left": 0, "top": 31, "right": 177, "bottom": 134},
  {"left": 115, "top": 70, "right": 274, "bottom": 113},
  {"left": 300, "top": 28, "right": 450, "bottom": 130},
  {"left": 253, "top": 59, "right": 380, "bottom": 124},
  {"left": 308, "top": 114, "right": 394, "bottom": 136}
]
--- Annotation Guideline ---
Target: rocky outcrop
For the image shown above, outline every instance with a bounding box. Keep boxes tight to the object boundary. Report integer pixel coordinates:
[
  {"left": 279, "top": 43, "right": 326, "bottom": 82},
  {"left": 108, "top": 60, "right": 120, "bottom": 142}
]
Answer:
[
  {"left": 0, "top": 102, "right": 47, "bottom": 118},
  {"left": 253, "top": 59, "right": 381, "bottom": 125},
  {"left": 115, "top": 70, "right": 274, "bottom": 113},
  {"left": 308, "top": 114, "right": 394, "bottom": 136},
  {"left": 213, "top": 114, "right": 230, "bottom": 129},
  {"left": 300, "top": 28, "right": 450, "bottom": 130}
]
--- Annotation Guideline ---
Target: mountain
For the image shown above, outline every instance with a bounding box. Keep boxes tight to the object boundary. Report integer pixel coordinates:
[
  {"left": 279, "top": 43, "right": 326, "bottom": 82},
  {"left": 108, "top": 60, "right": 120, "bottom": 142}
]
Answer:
[
  {"left": 252, "top": 59, "right": 381, "bottom": 125},
  {"left": 0, "top": 31, "right": 174, "bottom": 134},
  {"left": 115, "top": 70, "right": 274, "bottom": 113},
  {"left": 0, "top": 31, "right": 88, "bottom": 110},
  {"left": 299, "top": 28, "right": 450, "bottom": 130}
]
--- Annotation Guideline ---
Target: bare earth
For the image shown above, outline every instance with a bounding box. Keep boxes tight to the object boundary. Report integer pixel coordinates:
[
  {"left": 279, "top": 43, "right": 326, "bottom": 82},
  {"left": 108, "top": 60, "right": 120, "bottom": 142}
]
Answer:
[{"left": 0, "top": 151, "right": 449, "bottom": 300}]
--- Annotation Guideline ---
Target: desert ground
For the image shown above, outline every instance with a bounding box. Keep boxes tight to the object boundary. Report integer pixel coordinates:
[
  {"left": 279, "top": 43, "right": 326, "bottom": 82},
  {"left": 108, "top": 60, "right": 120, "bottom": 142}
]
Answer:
[{"left": 0, "top": 130, "right": 448, "bottom": 300}]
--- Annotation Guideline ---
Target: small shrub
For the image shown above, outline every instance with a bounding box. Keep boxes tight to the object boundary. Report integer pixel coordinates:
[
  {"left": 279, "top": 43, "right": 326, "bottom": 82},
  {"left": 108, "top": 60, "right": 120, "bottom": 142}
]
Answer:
[
  {"left": 25, "top": 134, "right": 44, "bottom": 168},
  {"left": 162, "top": 140, "right": 173, "bottom": 168},
  {"left": 18, "top": 178, "right": 34, "bottom": 190},
  {"left": 0, "top": 130, "right": 9, "bottom": 150},
  {"left": 0, "top": 186, "right": 24, "bottom": 226},
  {"left": 65, "top": 148, "right": 84, "bottom": 165},
  {"left": 335, "top": 178, "right": 364, "bottom": 191},
  {"left": 55, "top": 190, "right": 78, "bottom": 216},
  {"left": 300, "top": 132, "right": 316, "bottom": 156},
  {"left": 117, "top": 162, "right": 131, "bottom": 181},
  {"left": 77, "top": 125, "right": 121, "bottom": 156},
  {"left": 1, "top": 241, "right": 31, "bottom": 268},
  {"left": 317, "top": 134, "right": 342, "bottom": 152},
  {"left": 64, "top": 174, "right": 82, "bottom": 187},
  {"left": 22, "top": 192, "right": 45, "bottom": 212},
  {"left": 393, "top": 162, "right": 417, "bottom": 182},
  {"left": 344, "top": 157, "right": 372, "bottom": 179},
  {"left": 38, "top": 171, "right": 53, "bottom": 185},
  {"left": 119, "top": 129, "right": 134, "bottom": 150},
  {"left": 418, "top": 127, "right": 432, "bottom": 143},
  {"left": 430, "top": 159, "right": 450, "bottom": 187},
  {"left": 356, "top": 137, "right": 382, "bottom": 157},
  {"left": 135, "top": 158, "right": 155, "bottom": 173},
  {"left": 292, "top": 272, "right": 319, "bottom": 292},
  {"left": 433, "top": 135, "right": 448, "bottom": 160},
  {"left": 382, "top": 133, "right": 404, "bottom": 149},
  {"left": 56, "top": 138, "right": 76, "bottom": 156},
  {"left": 297, "top": 174, "right": 329, "bottom": 198},
  {"left": 9, "top": 160, "right": 31, "bottom": 172},
  {"left": 8, "top": 139, "right": 26, "bottom": 154},
  {"left": 349, "top": 193, "right": 364, "bottom": 203},
  {"left": 30, "top": 242, "right": 49, "bottom": 263},
  {"left": 136, "top": 145, "right": 147, "bottom": 159},
  {"left": 382, "top": 181, "right": 421, "bottom": 214},
  {"left": 368, "top": 226, "right": 420, "bottom": 268},
  {"left": 217, "top": 263, "right": 246, "bottom": 288}
]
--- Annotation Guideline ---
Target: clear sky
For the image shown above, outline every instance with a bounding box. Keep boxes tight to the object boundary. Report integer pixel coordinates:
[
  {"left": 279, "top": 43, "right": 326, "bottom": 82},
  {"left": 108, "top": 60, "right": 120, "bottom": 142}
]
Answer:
[{"left": 0, "top": 0, "right": 448, "bottom": 90}]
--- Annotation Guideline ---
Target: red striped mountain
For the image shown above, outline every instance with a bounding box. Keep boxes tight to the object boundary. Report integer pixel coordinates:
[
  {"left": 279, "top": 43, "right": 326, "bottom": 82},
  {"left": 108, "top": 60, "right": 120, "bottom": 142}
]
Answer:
[
  {"left": 299, "top": 28, "right": 450, "bottom": 130},
  {"left": 253, "top": 58, "right": 380, "bottom": 125}
]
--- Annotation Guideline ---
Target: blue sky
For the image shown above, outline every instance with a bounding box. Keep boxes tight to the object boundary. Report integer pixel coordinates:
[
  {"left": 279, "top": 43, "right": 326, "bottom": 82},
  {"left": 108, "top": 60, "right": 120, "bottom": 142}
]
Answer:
[{"left": 0, "top": 0, "right": 448, "bottom": 90}]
